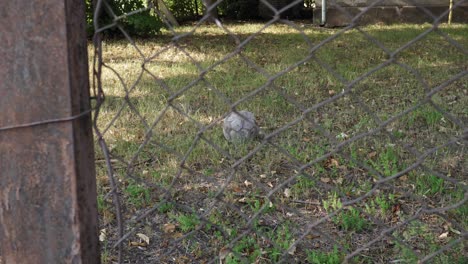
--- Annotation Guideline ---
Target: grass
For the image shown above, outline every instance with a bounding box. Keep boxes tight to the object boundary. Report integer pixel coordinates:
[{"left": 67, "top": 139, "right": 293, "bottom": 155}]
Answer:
[
  {"left": 307, "top": 246, "right": 343, "bottom": 264},
  {"left": 174, "top": 213, "right": 200, "bottom": 232},
  {"left": 91, "top": 21, "right": 468, "bottom": 263}
]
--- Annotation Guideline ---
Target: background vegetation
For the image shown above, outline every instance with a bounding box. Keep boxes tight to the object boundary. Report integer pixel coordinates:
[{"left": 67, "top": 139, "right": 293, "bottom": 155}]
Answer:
[{"left": 86, "top": 0, "right": 309, "bottom": 37}]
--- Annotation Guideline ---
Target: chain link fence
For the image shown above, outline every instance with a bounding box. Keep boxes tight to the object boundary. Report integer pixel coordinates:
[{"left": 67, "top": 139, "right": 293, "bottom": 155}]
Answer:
[{"left": 91, "top": 0, "right": 467, "bottom": 263}]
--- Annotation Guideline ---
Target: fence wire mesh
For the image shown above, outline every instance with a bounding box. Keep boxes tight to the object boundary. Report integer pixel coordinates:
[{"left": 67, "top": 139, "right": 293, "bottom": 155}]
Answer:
[{"left": 91, "top": 0, "right": 467, "bottom": 263}]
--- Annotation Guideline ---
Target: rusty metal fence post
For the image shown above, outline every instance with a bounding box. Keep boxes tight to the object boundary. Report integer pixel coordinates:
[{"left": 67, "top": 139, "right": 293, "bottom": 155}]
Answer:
[{"left": 0, "top": 1, "right": 100, "bottom": 263}]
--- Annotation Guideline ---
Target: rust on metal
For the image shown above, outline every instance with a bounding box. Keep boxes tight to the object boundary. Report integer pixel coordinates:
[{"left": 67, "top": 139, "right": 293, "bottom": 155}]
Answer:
[{"left": 0, "top": 0, "right": 99, "bottom": 263}]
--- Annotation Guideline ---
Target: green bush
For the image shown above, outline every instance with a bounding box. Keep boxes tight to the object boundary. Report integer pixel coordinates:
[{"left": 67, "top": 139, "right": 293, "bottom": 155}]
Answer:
[
  {"left": 86, "top": 0, "right": 163, "bottom": 37},
  {"left": 220, "top": 0, "right": 259, "bottom": 20},
  {"left": 165, "top": 0, "right": 201, "bottom": 21}
]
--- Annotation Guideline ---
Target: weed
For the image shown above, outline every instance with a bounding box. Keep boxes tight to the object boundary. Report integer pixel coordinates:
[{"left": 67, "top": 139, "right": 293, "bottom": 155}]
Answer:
[
  {"left": 323, "top": 193, "right": 367, "bottom": 231},
  {"left": 375, "top": 193, "right": 395, "bottom": 215},
  {"left": 97, "top": 193, "right": 107, "bottom": 212},
  {"left": 408, "top": 105, "right": 444, "bottom": 127},
  {"left": 393, "top": 241, "right": 418, "bottom": 263},
  {"left": 365, "top": 193, "right": 394, "bottom": 219},
  {"left": 368, "top": 147, "right": 399, "bottom": 177},
  {"left": 349, "top": 145, "right": 359, "bottom": 165},
  {"left": 291, "top": 175, "right": 316, "bottom": 197},
  {"left": 339, "top": 207, "right": 368, "bottom": 232},
  {"left": 414, "top": 173, "right": 445, "bottom": 196},
  {"left": 204, "top": 168, "right": 214, "bottom": 176},
  {"left": 266, "top": 224, "right": 295, "bottom": 262},
  {"left": 101, "top": 245, "right": 111, "bottom": 264},
  {"left": 175, "top": 213, "right": 200, "bottom": 232},
  {"left": 323, "top": 192, "right": 342, "bottom": 212},
  {"left": 227, "top": 235, "right": 262, "bottom": 263},
  {"left": 307, "top": 246, "right": 342, "bottom": 264},
  {"left": 124, "top": 181, "right": 150, "bottom": 208},
  {"left": 157, "top": 201, "right": 174, "bottom": 213},
  {"left": 392, "top": 130, "right": 405, "bottom": 139}
]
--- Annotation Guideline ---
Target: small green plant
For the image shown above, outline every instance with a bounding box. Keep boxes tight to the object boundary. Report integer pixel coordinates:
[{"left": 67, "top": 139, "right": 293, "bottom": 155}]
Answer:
[
  {"left": 419, "top": 107, "right": 443, "bottom": 126},
  {"left": 291, "top": 175, "right": 316, "bottom": 197},
  {"left": 247, "top": 197, "right": 275, "bottom": 215},
  {"left": 158, "top": 201, "right": 174, "bottom": 213},
  {"left": 323, "top": 193, "right": 367, "bottom": 231},
  {"left": 348, "top": 145, "right": 359, "bottom": 167},
  {"left": 392, "top": 130, "right": 405, "bottom": 139},
  {"left": 176, "top": 213, "right": 200, "bottom": 232},
  {"left": 100, "top": 245, "right": 111, "bottom": 264},
  {"left": 124, "top": 181, "right": 150, "bottom": 207},
  {"left": 203, "top": 168, "right": 215, "bottom": 176},
  {"left": 407, "top": 106, "right": 443, "bottom": 127},
  {"left": 415, "top": 174, "right": 445, "bottom": 196},
  {"left": 307, "top": 246, "right": 342, "bottom": 264},
  {"left": 375, "top": 193, "right": 395, "bottom": 215},
  {"left": 369, "top": 147, "right": 399, "bottom": 177},
  {"left": 266, "top": 224, "right": 295, "bottom": 262},
  {"left": 393, "top": 241, "right": 418, "bottom": 263},
  {"left": 323, "top": 192, "right": 342, "bottom": 212},
  {"left": 227, "top": 235, "right": 261, "bottom": 263},
  {"left": 340, "top": 207, "right": 368, "bottom": 232},
  {"left": 97, "top": 194, "right": 107, "bottom": 212}
]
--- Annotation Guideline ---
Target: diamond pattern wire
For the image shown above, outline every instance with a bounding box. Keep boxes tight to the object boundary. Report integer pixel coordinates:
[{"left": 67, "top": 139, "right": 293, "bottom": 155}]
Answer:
[{"left": 91, "top": 0, "right": 467, "bottom": 263}]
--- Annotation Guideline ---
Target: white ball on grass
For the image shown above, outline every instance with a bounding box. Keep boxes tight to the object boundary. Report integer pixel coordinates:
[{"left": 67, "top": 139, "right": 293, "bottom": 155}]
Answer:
[{"left": 223, "top": 110, "right": 259, "bottom": 143}]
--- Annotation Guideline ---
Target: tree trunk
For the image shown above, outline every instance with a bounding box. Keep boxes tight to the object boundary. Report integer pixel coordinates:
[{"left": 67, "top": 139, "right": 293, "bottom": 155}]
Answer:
[{"left": 202, "top": 0, "right": 218, "bottom": 21}]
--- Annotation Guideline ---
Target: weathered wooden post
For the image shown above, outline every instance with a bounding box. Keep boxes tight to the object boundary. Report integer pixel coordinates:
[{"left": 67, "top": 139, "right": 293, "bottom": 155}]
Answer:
[{"left": 0, "top": 0, "right": 100, "bottom": 263}]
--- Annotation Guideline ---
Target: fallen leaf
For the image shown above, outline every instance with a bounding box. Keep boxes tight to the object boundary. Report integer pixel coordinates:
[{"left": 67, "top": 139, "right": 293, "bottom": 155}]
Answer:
[
  {"left": 288, "top": 243, "right": 296, "bottom": 255},
  {"left": 219, "top": 247, "right": 231, "bottom": 260},
  {"left": 284, "top": 188, "right": 291, "bottom": 198},
  {"left": 334, "top": 177, "right": 344, "bottom": 185},
  {"left": 172, "top": 232, "right": 183, "bottom": 239},
  {"left": 330, "top": 158, "right": 339, "bottom": 167},
  {"left": 320, "top": 177, "right": 331, "bottom": 183},
  {"left": 136, "top": 233, "right": 150, "bottom": 245},
  {"left": 438, "top": 232, "right": 449, "bottom": 239},
  {"left": 306, "top": 234, "right": 320, "bottom": 240},
  {"left": 99, "top": 229, "right": 107, "bottom": 242},
  {"left": 238, "top": 197, "right": 248, "bottom": 203},
  {"left": 259, "top": 174, "right": 267, "bottom": 179},
  {"left": 328, "top": 90, "right": 336, "bottom": 96},
  {"left": 449, "top": 227, "right": 461, "bottom": 235},
  {"left": 232, "top": 185, "right": 243, "bottom": 193},
  {"left": 129, "top": 241, "right": 146, "bottom": 247},
  {"left": 163, "top": 223, "right": 176, "bottom": 233},
  {"left": 244, "top": 180, "right": 253, "bottom": 187},
  {"left": 391, "top": 203, "right": 402, "bottom": 220},
  {"left": 367, "top": 151, "right": 377, "bottom": 159},
  {"left": 175, "top": 256, "right": 190, "bottom": 262},
  {"left": 324, "top": 157, "right": 339, "bottom": 168}
]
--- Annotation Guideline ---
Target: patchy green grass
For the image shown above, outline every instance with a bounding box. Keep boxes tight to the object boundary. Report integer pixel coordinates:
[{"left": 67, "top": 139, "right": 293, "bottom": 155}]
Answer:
[
  {"left": 91, "top": 22, "right": 468, "bottom": 263},
  {"left": 307, "top": 246, "right": 343, "bottom": 264},
  {"left": 173, "top": 213, "right": 200, "bottom": 232}
]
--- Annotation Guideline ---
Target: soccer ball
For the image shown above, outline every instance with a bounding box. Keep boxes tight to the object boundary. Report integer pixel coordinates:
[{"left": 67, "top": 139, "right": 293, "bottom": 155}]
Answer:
[{"left": 223, "top": 110, "right": 259, "bottom": 143}]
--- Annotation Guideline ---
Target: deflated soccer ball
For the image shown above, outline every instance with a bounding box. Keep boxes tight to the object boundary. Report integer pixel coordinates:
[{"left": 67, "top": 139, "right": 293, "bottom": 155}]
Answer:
[{"left": 223, "top": 110, "right": 259, "bottom": 143}]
